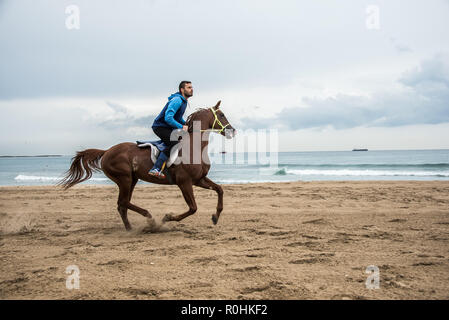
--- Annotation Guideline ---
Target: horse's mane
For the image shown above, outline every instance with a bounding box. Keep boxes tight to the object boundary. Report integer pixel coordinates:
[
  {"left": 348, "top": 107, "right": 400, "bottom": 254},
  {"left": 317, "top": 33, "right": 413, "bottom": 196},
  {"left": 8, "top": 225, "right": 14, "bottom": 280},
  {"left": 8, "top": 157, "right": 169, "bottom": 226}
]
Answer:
[{"left": 186, "top": 107, "right": 210, "bottom": 132}]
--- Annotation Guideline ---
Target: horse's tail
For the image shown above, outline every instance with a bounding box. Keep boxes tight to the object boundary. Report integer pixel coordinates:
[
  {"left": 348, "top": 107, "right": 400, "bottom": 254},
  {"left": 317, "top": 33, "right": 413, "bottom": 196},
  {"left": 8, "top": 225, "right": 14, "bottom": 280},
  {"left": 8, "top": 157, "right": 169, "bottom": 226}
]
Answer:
[{"left": 58, "top": 149, "right": 106, "bottom": 190}]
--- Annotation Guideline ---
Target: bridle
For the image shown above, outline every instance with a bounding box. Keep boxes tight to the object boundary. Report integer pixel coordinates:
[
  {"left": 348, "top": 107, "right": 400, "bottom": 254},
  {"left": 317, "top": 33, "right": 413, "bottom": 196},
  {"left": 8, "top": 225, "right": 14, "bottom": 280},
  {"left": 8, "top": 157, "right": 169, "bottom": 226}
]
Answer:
[{"left": 199, "top": 107, "right": 230, "bottom": 134}]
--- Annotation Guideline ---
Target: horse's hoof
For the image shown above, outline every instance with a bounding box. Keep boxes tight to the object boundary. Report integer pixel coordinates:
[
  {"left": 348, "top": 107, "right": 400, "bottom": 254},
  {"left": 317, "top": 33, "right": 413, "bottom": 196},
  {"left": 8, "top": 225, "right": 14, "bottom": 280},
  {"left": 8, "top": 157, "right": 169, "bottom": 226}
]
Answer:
[
  {"left": 211, "top": 214, "right": 218, "bottom": 225},
  {"left": 162, "top": 214, "right": 172, "bottom": 223}
]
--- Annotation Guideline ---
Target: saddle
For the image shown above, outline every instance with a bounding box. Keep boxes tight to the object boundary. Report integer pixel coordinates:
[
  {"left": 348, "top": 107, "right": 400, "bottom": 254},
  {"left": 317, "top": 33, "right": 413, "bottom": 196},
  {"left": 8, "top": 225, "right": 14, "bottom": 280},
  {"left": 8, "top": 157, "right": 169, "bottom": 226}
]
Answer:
[{"left": 135, "top": 140, "right": 181, "bottom": 168}]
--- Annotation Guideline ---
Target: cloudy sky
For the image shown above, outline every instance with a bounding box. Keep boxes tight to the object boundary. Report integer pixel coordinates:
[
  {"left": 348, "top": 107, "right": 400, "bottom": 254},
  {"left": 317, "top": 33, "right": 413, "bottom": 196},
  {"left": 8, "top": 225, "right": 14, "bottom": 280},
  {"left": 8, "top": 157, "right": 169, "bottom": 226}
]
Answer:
[{"left": 1, "top": 0, "right": 448, "bottom": 155}]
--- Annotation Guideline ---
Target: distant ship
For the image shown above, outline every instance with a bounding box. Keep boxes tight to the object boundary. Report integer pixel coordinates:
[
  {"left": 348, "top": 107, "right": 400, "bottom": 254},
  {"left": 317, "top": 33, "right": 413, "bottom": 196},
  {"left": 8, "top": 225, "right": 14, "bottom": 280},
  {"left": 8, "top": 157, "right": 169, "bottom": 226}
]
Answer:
[
  {"left": 219, "top": 151, "right": 227, "bottom": 154},
  {"left": 352, "top": 148, "right": 368, "bottom": 151}
]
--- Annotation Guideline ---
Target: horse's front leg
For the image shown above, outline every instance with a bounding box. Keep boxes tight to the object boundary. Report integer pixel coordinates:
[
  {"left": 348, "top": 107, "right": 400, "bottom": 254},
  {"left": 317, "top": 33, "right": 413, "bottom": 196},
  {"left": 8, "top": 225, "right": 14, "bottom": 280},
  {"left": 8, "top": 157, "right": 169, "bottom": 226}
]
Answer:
[
  {"left": 163, "top": 180, "right": 197, "bottom": 223},
  {"left": 195, "top": 176, "right": 223, "bottom": 225}
]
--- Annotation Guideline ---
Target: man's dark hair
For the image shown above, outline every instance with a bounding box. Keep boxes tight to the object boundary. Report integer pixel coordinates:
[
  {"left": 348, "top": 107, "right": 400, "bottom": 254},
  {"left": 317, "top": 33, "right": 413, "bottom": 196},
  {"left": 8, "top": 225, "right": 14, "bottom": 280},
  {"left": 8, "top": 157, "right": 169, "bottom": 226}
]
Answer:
[{"left": 179, "top": 81, "right": 191, "bottom": 92}]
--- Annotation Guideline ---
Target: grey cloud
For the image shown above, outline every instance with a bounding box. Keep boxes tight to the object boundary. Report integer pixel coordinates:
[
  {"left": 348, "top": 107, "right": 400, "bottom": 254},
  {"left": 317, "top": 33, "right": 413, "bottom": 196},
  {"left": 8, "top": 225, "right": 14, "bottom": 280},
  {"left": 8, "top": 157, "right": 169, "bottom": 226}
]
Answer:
[
  {"left": 106, "top": 101, "right": 128, "bottom": 115},
  {"left": 99, "top": 101, "right": 155, "bottom": 129},
  {"left": 389, "top": 37, "right": 412, "bottom": 53},
  {"left": 395, "top": 44, "right": 412, "bottom": 53},
  {"left": 240, "top": 54, "right": 449, "bottom": 130},
  {"left": 132, "top": 115, "right": 157, "bottom": 127},
  {"left": 2, "top": 0, "right": 448, "bottom": 99},
  {"left": 0, "top": 101, "right": 158, "bottom": 155},
  {"left": 399, "top": 54, "right": 449, "bottom": 88}
]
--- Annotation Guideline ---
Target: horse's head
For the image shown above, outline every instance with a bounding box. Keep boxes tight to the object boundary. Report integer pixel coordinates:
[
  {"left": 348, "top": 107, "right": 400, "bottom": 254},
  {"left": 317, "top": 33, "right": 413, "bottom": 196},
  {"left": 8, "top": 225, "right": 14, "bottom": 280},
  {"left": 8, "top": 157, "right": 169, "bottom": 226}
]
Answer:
[{"left": 187, "top": 100, "right": 236, "bottom": 139}]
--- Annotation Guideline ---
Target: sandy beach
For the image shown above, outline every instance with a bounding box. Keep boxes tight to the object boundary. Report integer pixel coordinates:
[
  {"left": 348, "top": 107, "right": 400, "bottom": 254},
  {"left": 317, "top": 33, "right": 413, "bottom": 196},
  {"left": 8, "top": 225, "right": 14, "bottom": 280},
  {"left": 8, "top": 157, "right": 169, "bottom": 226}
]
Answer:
[{"left": 1, "top": 180, "right": 449, "bottom": 300}]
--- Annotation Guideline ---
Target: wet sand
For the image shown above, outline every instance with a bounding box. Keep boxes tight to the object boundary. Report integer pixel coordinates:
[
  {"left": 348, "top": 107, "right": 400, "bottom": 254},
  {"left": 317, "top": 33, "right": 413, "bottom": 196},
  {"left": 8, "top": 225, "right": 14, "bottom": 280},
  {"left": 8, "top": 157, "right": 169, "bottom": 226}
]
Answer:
[{"left": 1, "top": 181, "right": 449, "bottom": 299}]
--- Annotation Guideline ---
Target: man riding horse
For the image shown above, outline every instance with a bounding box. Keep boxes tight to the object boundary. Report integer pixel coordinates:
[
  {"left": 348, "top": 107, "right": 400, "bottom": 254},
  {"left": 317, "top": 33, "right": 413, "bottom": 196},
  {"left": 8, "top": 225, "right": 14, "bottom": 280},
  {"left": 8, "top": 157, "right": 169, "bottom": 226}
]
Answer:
[
  {"left": 149, "top": 81, "right": 192, "bottom": 178},
  {"left": 59, "top": 81, "right": 237, "bottom": 230}
]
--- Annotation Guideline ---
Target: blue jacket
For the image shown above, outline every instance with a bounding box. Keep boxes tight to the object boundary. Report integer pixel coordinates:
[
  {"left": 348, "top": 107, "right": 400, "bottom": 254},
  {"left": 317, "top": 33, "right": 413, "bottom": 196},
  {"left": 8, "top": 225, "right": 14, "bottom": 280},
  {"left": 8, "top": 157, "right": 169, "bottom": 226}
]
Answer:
[{"left": 152, "top": 92, "right": 187, "bottom": 129}]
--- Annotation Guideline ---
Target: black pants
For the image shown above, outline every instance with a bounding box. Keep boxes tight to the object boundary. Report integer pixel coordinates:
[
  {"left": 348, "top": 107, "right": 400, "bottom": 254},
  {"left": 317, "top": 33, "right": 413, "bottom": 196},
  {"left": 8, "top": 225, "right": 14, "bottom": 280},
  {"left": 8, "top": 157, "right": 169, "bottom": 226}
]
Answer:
[{"left": 152, "top": 126, "right": 181, "bottom": 157}]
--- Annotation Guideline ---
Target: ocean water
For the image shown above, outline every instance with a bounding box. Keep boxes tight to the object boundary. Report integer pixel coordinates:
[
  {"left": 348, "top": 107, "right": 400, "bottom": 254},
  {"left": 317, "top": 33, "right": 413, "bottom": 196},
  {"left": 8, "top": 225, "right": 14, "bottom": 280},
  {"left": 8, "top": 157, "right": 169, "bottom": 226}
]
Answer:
[{"left": 0, "top": 149, "right": 448, "bottom": 186}]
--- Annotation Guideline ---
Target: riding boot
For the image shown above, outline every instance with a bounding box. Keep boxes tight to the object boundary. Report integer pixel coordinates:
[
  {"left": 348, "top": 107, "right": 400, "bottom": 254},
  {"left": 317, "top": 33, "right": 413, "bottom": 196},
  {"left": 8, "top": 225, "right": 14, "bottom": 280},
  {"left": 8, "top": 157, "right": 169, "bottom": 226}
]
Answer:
[{"left": 149, "top": 151, "right": 168, "bottom": 177}]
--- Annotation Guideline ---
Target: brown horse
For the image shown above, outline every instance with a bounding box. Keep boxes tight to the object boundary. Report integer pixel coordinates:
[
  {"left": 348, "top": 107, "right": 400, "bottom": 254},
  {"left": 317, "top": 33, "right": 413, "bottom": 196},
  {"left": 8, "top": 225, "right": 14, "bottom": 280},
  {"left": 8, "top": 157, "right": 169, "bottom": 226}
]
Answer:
[{"left": 59, "top": 101, "right": 236, "bottom": 230}]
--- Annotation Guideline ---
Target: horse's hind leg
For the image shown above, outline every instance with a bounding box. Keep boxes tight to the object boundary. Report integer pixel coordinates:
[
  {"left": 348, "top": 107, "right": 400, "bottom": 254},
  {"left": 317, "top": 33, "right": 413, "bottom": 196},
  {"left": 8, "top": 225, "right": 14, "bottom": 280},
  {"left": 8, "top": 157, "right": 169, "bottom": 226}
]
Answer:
[
  {"left": 117, "top": 200, "right": 132, "bottom": 231},
  {"left": 129, "top": 175, "right": 138, "bottom": 201},
  {"left": 115, "top": 176, "right": 138, "bottom": 230},
  {"left": 112, "top": 175, "right": 151, "bottom": 230}
]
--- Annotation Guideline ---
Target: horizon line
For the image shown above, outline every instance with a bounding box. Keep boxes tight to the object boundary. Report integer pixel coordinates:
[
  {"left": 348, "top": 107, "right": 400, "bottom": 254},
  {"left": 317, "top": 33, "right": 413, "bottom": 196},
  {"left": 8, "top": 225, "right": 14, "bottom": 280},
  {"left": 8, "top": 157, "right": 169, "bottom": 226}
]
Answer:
[{"left": 1, "top": 148, "right": 449, "bottom": 158}]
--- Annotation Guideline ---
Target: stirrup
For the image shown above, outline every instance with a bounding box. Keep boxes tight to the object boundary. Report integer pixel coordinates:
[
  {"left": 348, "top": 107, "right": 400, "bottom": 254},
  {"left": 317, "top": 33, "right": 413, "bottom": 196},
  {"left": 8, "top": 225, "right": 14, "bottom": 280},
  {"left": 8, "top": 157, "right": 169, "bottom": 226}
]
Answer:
[
  {"left": 148, "top": 170, "right": 166, "bottom": 179},
  {"left": 148, "top": 168, "right": 166, "bottom": 179},
  {"left": 148, "top": 160, "right": 167, "bottom": 178}
]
